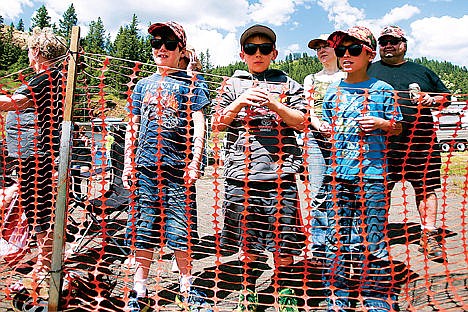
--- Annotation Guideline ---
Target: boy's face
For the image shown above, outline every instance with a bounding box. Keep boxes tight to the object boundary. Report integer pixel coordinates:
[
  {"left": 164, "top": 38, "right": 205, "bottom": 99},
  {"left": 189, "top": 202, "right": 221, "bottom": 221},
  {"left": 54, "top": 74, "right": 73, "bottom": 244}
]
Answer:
[
  {"left": 151, "top": 33, "right": 185, "bottom": 70},
  {"left": 335, "top": 38, "right": 375, "bottom": 73},
  {"left": 240, "top": 35, "right": 278, "bottom": 74}
]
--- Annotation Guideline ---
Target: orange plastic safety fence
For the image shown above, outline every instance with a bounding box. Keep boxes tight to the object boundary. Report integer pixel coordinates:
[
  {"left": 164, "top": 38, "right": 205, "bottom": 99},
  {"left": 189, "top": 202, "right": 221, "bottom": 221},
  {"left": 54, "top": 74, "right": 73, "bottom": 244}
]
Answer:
[{"left": 0, "top": 51, "right": 467, "bottom": 312}]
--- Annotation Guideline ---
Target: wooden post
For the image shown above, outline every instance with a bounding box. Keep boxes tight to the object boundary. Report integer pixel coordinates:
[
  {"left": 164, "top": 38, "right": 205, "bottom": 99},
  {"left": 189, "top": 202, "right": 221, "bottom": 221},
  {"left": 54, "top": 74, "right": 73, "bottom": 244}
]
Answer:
[{"left": 48, "top": 25, "right": 80, "bottom": 311}]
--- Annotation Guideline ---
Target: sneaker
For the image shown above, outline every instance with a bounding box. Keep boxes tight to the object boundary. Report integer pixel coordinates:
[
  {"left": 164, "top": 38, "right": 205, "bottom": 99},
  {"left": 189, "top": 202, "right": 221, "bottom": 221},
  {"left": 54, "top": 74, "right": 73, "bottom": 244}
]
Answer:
[
  {"left": 278, "top": 288, "right": 299, "bottom": 312},
  {"left": 128, "top": 290, "right": 151, "bottom": 312},
  {"left": 418, "top": 230, "right": 445, "bottom": 261},
  {"left": 234, "top": 289, "right": 258, "bottom": 312},
  {"left": 176, "top": 288, "right": 213, "bottom": 312},
  {"left": 171, "top": 255, "right": 180, "bottom": 273}
]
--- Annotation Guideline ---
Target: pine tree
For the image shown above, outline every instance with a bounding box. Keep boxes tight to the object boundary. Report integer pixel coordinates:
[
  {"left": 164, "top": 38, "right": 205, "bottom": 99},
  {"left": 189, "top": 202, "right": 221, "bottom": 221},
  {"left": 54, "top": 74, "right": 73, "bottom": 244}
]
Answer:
[
  {"left": 17, "top": 19, "right": 24, "bottom": 31},
  {"left": 112, "top": 14, "right": 141, "bottom": 61},
  {"left": 111, "top": 15, "right": 144, "bottom": 96},
  {"left": 83, "top": 17, "right": 107, "bottom": 54},
  {"left": 0, "top": 25, "right": 27, "bottom": 71},
  {"left": 31, "top": 5, "right": 52, "bottom": 29},
  {"left": 59, "top": 4, "right": 78, "bottom": 41}
]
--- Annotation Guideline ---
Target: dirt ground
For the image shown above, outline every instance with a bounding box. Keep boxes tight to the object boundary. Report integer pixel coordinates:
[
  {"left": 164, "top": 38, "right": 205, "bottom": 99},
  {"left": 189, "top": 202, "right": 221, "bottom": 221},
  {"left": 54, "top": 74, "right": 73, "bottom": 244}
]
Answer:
[{"left": 1, "top": 165, "right": 468, "bottom": 311}]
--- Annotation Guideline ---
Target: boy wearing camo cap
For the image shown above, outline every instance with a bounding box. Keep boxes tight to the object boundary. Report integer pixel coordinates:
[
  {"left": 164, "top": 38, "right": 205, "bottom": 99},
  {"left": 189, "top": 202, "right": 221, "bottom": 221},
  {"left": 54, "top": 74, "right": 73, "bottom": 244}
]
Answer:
[
  {"left": 319, "top": 25, "right": 403, "bottom": 311},
  {"left": 123, "top": 21, "right": 212, "bottom": 312}
]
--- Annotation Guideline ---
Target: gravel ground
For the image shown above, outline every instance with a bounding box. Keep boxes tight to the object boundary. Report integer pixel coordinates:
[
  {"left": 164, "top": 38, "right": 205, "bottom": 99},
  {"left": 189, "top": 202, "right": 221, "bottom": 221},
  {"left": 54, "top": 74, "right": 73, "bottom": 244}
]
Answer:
[{"left": 1, "top": 166, "right": 467, "bottom": 311}]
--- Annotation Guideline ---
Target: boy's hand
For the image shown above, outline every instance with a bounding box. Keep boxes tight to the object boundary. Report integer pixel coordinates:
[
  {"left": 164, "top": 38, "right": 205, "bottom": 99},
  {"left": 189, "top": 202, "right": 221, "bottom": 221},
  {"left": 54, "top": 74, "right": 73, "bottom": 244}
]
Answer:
[
  {"left": 238, "top": 87, "right": 270, "bottom": 108},
  {"left": 185, "top": 164, "right": 200, "bottom": 185},
  {"left": 122, "top": 164, "right": 133, "bottom": 189},
  {"left": 356, "top": 115, "right": 381, "bottom": 133},
  {"left": 319, "top": 121, "right": 332, "bottom": 138}
]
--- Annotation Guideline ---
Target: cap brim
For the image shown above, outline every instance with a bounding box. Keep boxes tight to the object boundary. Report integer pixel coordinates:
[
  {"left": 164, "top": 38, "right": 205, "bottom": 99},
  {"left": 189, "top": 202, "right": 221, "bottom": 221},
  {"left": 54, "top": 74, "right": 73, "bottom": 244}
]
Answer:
[
  {"left": 308, "top": 39, "right": 327, "bottom": 49},
  {"left": 240, "top": 25, "right": 276, "bottom": 46},
  {"left": 148, "top": 23, "right": 170, "bottom": 36}
]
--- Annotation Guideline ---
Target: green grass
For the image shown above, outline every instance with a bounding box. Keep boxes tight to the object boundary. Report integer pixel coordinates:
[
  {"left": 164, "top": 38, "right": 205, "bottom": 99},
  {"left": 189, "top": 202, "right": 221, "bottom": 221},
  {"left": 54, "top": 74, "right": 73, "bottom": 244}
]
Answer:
[{"left": 441, "top": 152, "right": 468, "bottom": 176}]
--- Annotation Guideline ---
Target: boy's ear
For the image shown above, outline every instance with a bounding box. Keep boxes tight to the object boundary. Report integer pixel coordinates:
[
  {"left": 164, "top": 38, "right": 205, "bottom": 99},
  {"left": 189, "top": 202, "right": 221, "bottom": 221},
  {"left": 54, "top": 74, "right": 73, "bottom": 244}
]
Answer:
[
  {"left": 271, "top": 48, "right": 278, "bottom": 61},
  {"left": 368, "top": 50, "right": 376, "bottom": 62},
  {"left": 240, "top": 51, "right": 246, "bottom": 61}
]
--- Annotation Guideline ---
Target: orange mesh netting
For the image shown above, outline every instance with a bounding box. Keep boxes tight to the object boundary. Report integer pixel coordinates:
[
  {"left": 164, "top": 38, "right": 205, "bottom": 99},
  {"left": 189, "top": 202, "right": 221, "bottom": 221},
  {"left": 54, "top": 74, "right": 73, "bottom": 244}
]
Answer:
[{"left": 0, "top": 49, "right": 467, "bottom": 312}]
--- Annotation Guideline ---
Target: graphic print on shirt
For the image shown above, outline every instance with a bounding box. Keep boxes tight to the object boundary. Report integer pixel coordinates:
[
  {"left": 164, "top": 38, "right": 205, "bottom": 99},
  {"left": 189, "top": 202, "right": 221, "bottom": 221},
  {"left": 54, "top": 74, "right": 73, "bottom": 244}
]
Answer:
[{"left": 142, "top": 87, "right": 179, "bottom": 129}]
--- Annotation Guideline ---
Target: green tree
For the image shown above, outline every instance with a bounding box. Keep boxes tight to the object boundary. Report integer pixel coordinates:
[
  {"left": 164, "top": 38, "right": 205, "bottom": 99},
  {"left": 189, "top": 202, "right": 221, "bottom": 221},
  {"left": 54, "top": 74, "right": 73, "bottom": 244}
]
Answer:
[
  {"left": 16, "top": 19, "right": 24, "bottom": 31},
  {"left": 112, "top": 14, "right": 142, "bottom": 61},
  {"left": 83, "top": 17, "right": 107, "bottom": 54},
  {"left": 111, "top": 15, "right": 145, "bottom": 97},
  {"left": 0, "top": 25, "right": 28, "bottom": 72},
  {"left": 31, "top": 5, "right": 52, "bottom": 29},
  {"left": 58, "top": 4, "right": 78, "bottom": 41}
]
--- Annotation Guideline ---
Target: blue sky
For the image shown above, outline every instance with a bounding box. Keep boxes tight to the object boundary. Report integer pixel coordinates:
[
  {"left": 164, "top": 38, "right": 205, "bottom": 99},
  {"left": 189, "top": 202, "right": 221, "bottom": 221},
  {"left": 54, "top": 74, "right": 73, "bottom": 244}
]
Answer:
[{"left": 2, "top": 0, "right": 468, "bottom": 68}]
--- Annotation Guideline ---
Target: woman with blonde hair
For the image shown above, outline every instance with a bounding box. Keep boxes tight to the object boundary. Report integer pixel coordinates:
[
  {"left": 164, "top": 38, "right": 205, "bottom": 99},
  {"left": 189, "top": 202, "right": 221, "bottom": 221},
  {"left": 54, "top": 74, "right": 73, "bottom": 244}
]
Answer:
[{"left": 0, "top": 27, "right": 67, "bottom": 297}]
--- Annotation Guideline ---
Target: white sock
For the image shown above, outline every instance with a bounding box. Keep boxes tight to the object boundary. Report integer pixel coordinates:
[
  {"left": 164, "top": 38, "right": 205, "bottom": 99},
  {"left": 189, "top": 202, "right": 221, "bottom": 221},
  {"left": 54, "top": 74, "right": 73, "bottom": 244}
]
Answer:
[
  {"left": 134, "top": 280, "right": 147, "bottom": 297},
  {"left": 421, "top": 225, "right": 436, "bottom": 232},
  {"left": 179, "top": 275, "right": 193, "bottom": 293}
]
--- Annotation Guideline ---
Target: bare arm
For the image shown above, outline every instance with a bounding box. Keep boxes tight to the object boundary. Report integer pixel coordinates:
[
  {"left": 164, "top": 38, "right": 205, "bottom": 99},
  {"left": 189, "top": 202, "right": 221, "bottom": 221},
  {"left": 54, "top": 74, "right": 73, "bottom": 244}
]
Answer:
[
  {"left": 356, "top": 116, "right": 402, "bottom": 135},
  {"left": 122, "top": 114, "right": 140, "bottom": 189},
  {"left": 186, "top": 110, "right": 205, "bottom": 184},
  {"left": 0, "top": 94, "right": 32, "bottom": 111}
]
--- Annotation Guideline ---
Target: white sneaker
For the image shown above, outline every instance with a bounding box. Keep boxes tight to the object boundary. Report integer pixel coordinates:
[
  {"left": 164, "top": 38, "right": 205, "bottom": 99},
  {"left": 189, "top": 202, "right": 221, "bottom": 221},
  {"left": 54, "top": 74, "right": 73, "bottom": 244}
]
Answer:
[{"left": 171, "top": 255, "right": 179, "bottom": 273}]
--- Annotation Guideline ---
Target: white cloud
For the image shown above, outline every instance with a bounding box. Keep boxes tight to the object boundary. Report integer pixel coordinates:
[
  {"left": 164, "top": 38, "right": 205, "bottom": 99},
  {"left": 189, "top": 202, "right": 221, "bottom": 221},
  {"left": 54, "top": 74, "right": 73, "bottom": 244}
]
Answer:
[
  {"left": 0, "top": 0, "right": 33, "bottom": 20},
  {"left": 32, "top": 0, "right": 313, "bottom": 66},
  {"left": 408, "top": 15, "right": 468, "bottom": 67},
  {"left": 379, "top": 4, "right": 420, "bottom": 25},
  {"left": 316, "top": 0, "right": 365, "bottom": 29},
  {"left": 248, "top": 0, "right": 297, "bottom": 25},
  {"left": 283, "top": 43, "right": 301, "bottom": 56}
]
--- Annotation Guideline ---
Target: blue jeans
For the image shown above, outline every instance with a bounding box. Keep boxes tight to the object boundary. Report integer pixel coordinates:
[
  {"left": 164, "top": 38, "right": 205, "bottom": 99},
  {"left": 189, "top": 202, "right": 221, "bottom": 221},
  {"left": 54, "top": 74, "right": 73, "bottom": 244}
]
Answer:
[
  {"left": 125, "top": 165, "right": 196, "bottom": 251},
  {"left": 322, "top": 178, "right": 398, "bottom": 312},
  {"left": 306, "top": 133, "right": 328, "bottom": 252},
  {"left": 306, "top": 132, "right": 326, "bottom": 199}
]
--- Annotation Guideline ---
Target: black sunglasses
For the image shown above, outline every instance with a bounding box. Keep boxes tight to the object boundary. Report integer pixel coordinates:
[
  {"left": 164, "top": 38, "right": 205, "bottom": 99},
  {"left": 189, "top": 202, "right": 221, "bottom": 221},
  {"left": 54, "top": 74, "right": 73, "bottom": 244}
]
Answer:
[
  {"left": 378, "top": 38, "right": 403, "bottom": 46},
  {"left": 334, "top": 44, "right": 364, "bottom": 57},
  {"left": 150, "top": 38, "right": 179, "bottom": 51},
  {"left": 243, "top": 43, "right": 274, "bottom": 55}
]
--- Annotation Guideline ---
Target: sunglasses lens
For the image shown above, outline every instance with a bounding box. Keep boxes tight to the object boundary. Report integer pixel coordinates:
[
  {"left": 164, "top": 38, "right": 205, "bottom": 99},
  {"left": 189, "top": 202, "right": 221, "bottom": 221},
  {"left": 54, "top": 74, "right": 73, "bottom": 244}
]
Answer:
[
  {"left": 348, "top": 44, "right": 363, "bottom": 56},
  {"left": 165, "top": 40, "right": 179, "bottom": 51},
  {"left": 379, "top": 39, "right": 401, "bottom": 46},
  {"left": 259, "top": 44, "right": 273, "bottom": 55},
  {"left": 335, "top": 44, "right": 363, "bottom": 57},
  {"left": 150, "top": 38, "right": 179, "bottom": 51},
  {"left": 243, "top": 43, "right": 258, "bottom": 55},
  {"left": 243, "top": 43, "right": 274, "bottom": 55},
  {"left": 150, "top": 38, "right": 163, "bottom": 49},
  {"left": 334, "top": 46, "right": 346, "bottom": 57}
]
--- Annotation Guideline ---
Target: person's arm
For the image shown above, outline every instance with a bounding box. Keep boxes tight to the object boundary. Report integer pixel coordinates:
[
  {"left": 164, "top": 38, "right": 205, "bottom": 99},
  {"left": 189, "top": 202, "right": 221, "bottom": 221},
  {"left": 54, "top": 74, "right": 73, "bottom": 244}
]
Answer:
[
  {"left": 212, "top": 87, "right": 266, "bottom": 132},
  {"left": 122, "top": 114, "right": 140, "bottom": 189},
  {"left": 265, "top": 95, "right": 306, "bottom": 130},
  {"left": 0, "top": 94, "right": 32, "bottom": 111},
  {"left": 186, "top": 110, "right": 205, "bottom": 184},
  {"left": 356, "top": 116, "right": 402, "bottom": 135}
]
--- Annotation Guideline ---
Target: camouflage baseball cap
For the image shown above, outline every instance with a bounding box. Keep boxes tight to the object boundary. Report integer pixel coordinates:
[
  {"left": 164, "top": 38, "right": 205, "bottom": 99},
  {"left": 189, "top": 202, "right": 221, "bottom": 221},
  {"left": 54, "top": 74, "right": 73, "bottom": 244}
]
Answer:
[
  {"left": 148, "top": 21, "right": 187, "bottom": 47},
  {"left": 379, "top": 25, "right": 407, "bottom": 41},
  {"left": 328, "top": 26, "right": 377, "bottom": 51}
]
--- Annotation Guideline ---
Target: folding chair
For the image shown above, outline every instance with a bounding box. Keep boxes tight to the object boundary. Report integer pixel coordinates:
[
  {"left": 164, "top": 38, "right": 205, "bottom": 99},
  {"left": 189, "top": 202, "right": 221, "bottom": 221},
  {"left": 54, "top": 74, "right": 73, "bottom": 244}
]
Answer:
[{"left": 69, "top": 125, "right": 129, "bottom": 257}]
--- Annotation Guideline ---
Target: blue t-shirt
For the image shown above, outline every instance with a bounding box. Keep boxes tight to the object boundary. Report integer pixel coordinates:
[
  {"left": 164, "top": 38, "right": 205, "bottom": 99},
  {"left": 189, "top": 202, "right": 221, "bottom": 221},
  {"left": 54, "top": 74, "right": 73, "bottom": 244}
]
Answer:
[
  {"left": 322, "top": 77, "right": 402, "bottom": 181},
  {"left": 130, "top": 71, "right": 210, "bottom": 167}
]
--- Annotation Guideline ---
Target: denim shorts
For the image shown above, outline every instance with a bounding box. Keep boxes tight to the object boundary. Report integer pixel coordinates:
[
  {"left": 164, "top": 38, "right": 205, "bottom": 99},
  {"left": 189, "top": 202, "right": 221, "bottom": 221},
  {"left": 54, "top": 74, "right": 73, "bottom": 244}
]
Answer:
[{"left": 125, "top": 165, "right": 196, "bottom": 251}]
